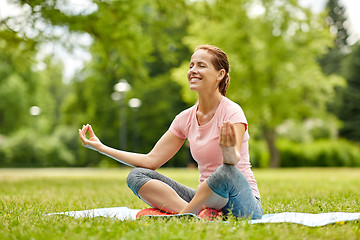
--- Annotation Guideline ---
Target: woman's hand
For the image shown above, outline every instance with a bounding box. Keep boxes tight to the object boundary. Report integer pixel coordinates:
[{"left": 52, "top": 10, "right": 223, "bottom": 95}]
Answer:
[
  {"left": 219, "top": 121, "right": 240, "bottom": 165},
  {"left": 78, "top": 124, "right": 103, "bottom": 151}
]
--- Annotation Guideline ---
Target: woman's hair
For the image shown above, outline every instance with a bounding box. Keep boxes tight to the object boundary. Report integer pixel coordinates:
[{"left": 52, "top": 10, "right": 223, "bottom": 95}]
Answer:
[{"left": 195, "top": 45, "right": 230, "bottom": 96}]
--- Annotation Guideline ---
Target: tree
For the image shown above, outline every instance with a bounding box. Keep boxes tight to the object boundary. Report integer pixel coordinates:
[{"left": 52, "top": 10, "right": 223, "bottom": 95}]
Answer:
[
  {"left": 60, "top": 0, "right": 192, "bottom": 166},
  {"left": 0, "top": 9, "right": 38, "bottom": 134},
  {"left": 2, "top": 0, "right": 193, "bottom": 167},
  {"left": 172, "top": 0, "right": 340, "bottom": 167},
  {"left": 337, "top": 43, "right": 360, "bottom": 141},
  {"left": 318, "top": 0, "right": 350, "bottom": 75},
  {"left": 318, "top": 0, "right": 359, "bottom": 142}
]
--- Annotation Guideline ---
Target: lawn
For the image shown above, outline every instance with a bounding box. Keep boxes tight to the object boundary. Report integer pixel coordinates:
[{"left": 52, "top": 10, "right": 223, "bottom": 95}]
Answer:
[{"left": 1, "top": 167, "right": 359, "bottom": 239}]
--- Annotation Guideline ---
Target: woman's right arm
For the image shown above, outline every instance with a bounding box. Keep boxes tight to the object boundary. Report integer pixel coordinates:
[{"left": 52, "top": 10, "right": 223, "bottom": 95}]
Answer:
[{"left": 79, "top": 124, "right": 185, "bottom": 170}]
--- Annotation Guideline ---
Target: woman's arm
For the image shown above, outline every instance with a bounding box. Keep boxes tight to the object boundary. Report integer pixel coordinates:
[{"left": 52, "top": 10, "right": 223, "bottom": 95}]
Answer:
[
  {"left": 218, "top": 121, "right": 245, "bottom": 165},
  {"left": 79, "top": 124, "right": 185, "bottom": 170}
]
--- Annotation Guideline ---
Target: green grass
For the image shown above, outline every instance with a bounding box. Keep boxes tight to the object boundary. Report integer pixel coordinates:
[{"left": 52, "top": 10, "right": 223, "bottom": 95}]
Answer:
[{"left": 1, "top": 168, "right": 360, "bottom": 239}]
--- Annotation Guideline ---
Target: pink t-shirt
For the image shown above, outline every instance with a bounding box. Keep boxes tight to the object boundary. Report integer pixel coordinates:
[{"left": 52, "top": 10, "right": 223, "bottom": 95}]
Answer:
[{"left": 169, "top": 96, "right": 260, "bottom": 198}]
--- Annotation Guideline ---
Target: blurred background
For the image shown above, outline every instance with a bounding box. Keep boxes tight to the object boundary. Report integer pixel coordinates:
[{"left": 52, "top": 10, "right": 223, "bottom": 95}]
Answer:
[{"left": 0, "top": 0, "right": 359, "bottom": 169}]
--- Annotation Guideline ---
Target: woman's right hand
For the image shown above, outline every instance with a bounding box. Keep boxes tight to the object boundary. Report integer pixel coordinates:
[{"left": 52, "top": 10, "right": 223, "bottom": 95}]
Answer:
[
  {"left": 78, "top": 124, "right": 103, "bottom": 151},
  {"left": 219, "top": 121, "right": 241, "bottom": 165}
]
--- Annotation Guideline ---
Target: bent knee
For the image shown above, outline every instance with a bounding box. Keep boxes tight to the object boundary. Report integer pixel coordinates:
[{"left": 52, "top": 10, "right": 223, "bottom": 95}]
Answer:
[
  {"left": 212, "top": 164, "right": 242, "bottom": 182},
  {"left": 206, "top": 164, "right": 247, "bottom": 197},
  {"left": 126, "top": 167, "right": 154, "bottom": 196}
]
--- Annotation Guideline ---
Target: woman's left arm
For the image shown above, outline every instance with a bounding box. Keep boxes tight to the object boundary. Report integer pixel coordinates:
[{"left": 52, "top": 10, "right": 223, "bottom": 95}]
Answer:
[{"left": 219, "top": 121, "right": 246, "bottom": 165}]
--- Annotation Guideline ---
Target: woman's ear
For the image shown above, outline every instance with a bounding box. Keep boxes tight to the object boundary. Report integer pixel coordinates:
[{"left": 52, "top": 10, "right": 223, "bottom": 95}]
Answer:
[{"left": 217, "top": 69, "right": 226, "bottom": 82}]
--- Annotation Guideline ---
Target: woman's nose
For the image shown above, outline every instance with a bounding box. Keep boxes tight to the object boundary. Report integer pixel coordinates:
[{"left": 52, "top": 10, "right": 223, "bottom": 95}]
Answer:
[{"left": 189, "top": 66, "right": 197, "bottom": 73}]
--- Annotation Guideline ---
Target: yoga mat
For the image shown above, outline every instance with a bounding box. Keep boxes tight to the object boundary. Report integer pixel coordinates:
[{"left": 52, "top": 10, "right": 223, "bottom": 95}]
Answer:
[{"left": 48, "top": 207, "right": 360, "bottom": 227}]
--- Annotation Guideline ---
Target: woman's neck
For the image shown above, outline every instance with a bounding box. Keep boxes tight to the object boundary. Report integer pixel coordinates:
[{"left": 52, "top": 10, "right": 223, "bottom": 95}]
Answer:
[{"left": 197, "top": 91, "right": 223, "bottom": 115}]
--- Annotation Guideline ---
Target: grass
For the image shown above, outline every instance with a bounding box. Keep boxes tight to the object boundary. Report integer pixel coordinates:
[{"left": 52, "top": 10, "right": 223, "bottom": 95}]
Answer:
[{"left": 1, "top": 167, "right": 360, "bottom": 239}]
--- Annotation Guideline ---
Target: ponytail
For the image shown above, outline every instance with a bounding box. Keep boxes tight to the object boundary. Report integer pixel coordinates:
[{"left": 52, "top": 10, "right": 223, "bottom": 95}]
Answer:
[{"left": 219, "top": 73, "right": 230, "bottom": 96}]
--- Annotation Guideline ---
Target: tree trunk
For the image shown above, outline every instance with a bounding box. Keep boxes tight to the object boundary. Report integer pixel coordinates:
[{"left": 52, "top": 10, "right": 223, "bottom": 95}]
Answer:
[{"left": 263, "top": 126, "right": 280, "bottom": 168}]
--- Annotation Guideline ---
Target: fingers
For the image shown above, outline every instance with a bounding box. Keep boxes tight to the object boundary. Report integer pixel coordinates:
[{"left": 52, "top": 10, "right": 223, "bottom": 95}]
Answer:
[
  {"left": 229, "top": 123, "right": 236, "bottom": 145},
  {"left": 78, "top": 124, "right": 90, "bottom": 146},
  {"left": 78, "top": 129, "right": 87, "bottom": 146},
  {"left": 87, "top": 124, "right": 96, "bottom": 138},
  {"left": 219, "top": 121, "right": 236, "bottom": 147},
  {"left": 225, "top": 122, "right": 232, "bottom": 144},
  {"left": 219, "top": 122, "right": 225, "bottom": 145}
]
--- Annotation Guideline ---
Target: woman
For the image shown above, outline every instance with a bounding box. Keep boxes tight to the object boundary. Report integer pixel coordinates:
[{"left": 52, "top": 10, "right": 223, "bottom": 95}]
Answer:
[{"left": 79, "top": 45, "right": 263, "bottom": 220}]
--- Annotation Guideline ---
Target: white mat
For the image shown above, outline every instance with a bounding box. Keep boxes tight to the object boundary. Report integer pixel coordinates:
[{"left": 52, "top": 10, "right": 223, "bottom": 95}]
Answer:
[
  {"left": 48, "top": 207, "right": 360, "bottom": 227},
  {"left": 249, "top": 212, "right": 360, "bottom": 227},
  {"left": 49, "top": 207, "right": 140, "bottom": 221}
]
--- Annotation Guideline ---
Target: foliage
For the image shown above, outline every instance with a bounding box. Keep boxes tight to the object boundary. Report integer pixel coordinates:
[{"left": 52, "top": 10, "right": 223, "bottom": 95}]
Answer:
[
  {"left": 1, "top": 0, "right": 359, "bottom": 168},
  {"left": 336, "top": 43, "right": 360, "bottom": 141},
  {"left": 0, "top": 73, "right": 29, "bottom": 134},
  {"left": 318, "top": 0, "right": 359, "bottom": 143},
  {"left": 250, "top": 138, "right": 360, "bottom": 168},
  {"left": 59, "top": 0, "right": 192, "bottom": 160},
  {"left": 249, "top": 139, "right": 269, "bottom": 168},
  {"left": 275, "top": 117, "right": 341, "bottom": 142},
  {"left": 0, "top": 129, "right": 75, "bottom": 167},
  {"left": 1, "top": 168, "right": 360, "bottom": 239},
  {"left": 318, "top": 0, "right": 350, "bottom": 75},
  {"left": 277, "top": 139, "right": 360, "bottom": 167},
  {"left": 0, "top": 25, "right": 37, "bottom": 134}
]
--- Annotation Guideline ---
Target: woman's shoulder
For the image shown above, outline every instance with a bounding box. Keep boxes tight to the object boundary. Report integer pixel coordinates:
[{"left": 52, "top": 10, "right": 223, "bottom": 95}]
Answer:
[
  {"left": 218, "top": 97, "right": 247, "bottom": 125},
  {"left": 170, "top": 104, "right": 196, "bottom": 138},
  {"left": 176, "top": 103, "right": 197, "bottom": 118},
  {"left": 221, "top": 97, "right": 243, "bottom": 112}
]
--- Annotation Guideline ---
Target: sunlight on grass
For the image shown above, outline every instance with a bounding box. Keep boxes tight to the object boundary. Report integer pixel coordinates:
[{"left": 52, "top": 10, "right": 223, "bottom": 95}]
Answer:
[{"left": 1, "top": 168, "right": 359, "bottom": 239}]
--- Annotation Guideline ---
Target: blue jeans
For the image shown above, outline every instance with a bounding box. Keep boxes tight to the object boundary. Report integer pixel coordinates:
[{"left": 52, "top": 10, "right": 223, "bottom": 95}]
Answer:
[
  {"left": 206, "top": 164, "right": 263, "bottom": 219},
  {"left": 127, "top": 165, "right": 263, "bottom": 220}
]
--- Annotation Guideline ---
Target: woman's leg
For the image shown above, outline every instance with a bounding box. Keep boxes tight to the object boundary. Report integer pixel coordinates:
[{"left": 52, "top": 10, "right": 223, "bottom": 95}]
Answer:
[
  {"left": 181, "top": 164, "right": 263, "bottom": 219},
  {"left": 127, "top": 167, "right": 196, "bottom": 213},
  {"left": 207, "top": 164, "right": 263, "bottom": 219},
  {"left": 180, "top": 181, "right": 228, "bottom": 214},
  {"left": 138, "top": 180, "right": 188, "bottom": 213}
]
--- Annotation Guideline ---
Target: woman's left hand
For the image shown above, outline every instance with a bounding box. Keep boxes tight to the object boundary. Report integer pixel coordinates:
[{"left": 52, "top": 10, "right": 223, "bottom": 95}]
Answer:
[
  {"left": 219, "top": 121, "right": 241, "bottom": 165},
  {"left": 78, "top": 124, "right": 103, "bottom": 151}
]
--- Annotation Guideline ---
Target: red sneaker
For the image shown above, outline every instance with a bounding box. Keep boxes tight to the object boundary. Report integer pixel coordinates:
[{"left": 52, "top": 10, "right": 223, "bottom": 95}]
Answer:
[
  {"left": 136, "top": 208, "right": 173, "bottom": 218},
  {"left": 198, "top": 208, "right": 223, "bottom": 221}
]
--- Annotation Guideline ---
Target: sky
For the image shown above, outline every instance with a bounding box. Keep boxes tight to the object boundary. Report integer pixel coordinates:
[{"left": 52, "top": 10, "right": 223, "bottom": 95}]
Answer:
[
  {"left": 1, "top": 0, "right": 359, "bottom": 79},
  {"left": 300, "top": 0, "right": 360, "bottom": 44}
]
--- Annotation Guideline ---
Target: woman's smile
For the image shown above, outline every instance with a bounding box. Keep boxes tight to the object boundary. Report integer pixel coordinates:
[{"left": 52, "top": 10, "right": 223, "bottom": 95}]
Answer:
[{"left": 189, "top": 76, "right": 202, "bottom": 83}]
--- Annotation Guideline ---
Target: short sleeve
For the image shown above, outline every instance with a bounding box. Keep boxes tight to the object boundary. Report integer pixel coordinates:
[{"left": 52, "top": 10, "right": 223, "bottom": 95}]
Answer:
[
  {"left": 228, "top": 109, "right": 248, "bottom": 131},
  {"left": 169, "top": 113, "right": 187, "bottom": 139}
]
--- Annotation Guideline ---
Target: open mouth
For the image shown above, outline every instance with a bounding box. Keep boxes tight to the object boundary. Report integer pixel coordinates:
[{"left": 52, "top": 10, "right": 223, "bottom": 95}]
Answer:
[{"left": 190, "top": 77, "right": 202, "bottom": 82}]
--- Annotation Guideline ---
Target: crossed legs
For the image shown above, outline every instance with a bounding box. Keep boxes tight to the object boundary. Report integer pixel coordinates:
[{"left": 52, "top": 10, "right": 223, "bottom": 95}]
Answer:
[
  {"left": 138, "top": 180, "right": 188, "bottom": 213},
  {"left": 126, "top": 165, "right": 262, "bottom": 219},
  {"left": 127, "top": 167, "right": 196, "bottom": 213}
]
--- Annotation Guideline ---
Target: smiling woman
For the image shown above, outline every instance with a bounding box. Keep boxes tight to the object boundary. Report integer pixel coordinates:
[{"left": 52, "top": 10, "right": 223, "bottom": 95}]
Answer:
[{"left": 79, "top": 45, "right": 263, "bottom": 220}]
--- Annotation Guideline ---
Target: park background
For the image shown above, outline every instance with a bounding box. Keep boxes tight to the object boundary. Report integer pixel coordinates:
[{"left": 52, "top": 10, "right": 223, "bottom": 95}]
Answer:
[{"left": 0, "top": 0, "right": 359, "bottom": 169}]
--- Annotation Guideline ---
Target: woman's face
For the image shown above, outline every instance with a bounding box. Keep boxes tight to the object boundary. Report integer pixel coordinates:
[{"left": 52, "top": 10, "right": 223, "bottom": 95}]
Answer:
[{"left": 187, "top": 49, "right": 224, "bottom": 94}]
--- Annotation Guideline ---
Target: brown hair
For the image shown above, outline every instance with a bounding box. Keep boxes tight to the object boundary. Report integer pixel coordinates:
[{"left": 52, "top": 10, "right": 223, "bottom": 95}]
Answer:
[{"left": 195, "top": 45, "right": 230, "bottom": 96}]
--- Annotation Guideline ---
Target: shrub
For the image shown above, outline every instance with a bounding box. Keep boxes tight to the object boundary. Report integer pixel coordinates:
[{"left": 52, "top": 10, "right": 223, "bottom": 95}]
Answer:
[
  {"left": 0, "top": 129, "right": 75, "bottom": 167},
  {"left": 250, "top": 140, "right": 270, "bottom": 168},
  {"left": 278, "top": 139, "right": 360, "bottom": 167}
]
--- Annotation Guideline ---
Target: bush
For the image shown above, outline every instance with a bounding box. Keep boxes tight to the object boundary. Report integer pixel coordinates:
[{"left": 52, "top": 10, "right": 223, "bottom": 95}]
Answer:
[
  {"left": 250, "top": 140, "right": 270, "bottom": 168},
  {"left": 278, "top": 139, "right": 360, "bottom": 167},
  {"left": 0, "top": 129, "right": 75, "bottom": 167}
]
